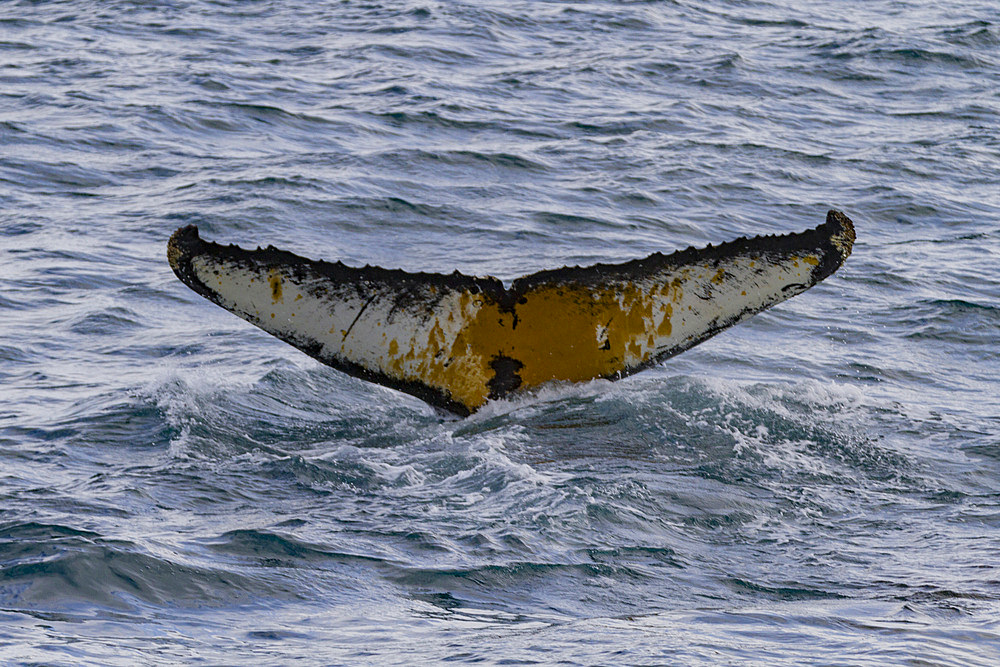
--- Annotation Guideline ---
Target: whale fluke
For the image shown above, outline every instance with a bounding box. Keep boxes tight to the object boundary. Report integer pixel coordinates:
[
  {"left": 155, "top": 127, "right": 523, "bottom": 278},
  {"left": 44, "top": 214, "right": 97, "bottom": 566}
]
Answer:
[{"left": 167, "top": 210, "right": 854, "bottom": 415}]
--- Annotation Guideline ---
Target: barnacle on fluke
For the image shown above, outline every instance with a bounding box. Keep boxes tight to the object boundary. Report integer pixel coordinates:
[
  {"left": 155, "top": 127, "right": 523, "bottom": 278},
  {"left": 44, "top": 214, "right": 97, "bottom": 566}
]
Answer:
[{"left": 168, "top": 210, "right": 855, "bottom": 415}]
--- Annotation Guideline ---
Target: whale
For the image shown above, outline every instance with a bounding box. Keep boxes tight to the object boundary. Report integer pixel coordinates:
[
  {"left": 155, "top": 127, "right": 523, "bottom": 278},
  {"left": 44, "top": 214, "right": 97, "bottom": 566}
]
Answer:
[{"left": 167, "top": 210, "right": 854, "bottom": 415}]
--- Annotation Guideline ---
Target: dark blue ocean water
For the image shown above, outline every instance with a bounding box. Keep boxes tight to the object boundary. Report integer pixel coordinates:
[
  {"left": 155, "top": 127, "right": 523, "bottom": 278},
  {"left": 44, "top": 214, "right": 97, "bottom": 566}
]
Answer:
[{"left": 2, "top": 0, "right": 999, "bottom": 664}]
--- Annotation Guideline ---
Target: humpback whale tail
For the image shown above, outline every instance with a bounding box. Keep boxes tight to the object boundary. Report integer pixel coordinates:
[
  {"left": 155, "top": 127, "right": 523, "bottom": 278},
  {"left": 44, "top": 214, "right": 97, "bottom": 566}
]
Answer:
[{"left": 167, "top": 210, "right": 854, "bottom": 415}]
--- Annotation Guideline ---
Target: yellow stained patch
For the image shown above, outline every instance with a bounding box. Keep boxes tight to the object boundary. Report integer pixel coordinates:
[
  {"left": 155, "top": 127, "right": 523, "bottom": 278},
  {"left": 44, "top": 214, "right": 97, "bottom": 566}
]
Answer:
[
  {"left": 377, "top": 282, "right": 676, "bottom": 410},
  {"left": 656, "top": 304, "right": 673, "bottom": 338},
  {"left": 268, "top": 270, "right": 284, "bottom": 303}
]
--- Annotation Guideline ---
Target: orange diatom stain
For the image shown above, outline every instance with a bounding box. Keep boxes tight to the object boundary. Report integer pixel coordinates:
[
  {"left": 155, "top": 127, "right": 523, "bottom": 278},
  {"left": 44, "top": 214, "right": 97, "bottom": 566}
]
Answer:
[
  {"left": 377, "top": 280, "right": 677, "bottom": 410},
  {"left": 268, "top": 270, "right": 284, "bottom": 303}
]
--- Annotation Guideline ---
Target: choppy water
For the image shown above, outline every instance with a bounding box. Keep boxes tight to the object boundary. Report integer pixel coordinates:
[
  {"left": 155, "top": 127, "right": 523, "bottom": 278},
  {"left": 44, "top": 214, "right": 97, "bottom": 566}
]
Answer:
[{"left": 2, "top": 0, "right": 1000, "bottom": 664}]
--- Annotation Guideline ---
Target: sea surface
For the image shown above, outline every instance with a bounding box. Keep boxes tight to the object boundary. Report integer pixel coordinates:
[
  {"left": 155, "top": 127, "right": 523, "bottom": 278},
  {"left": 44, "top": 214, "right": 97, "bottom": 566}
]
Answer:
[{"left": 2, "top": 0, "right": 999, "bottom": 664}]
